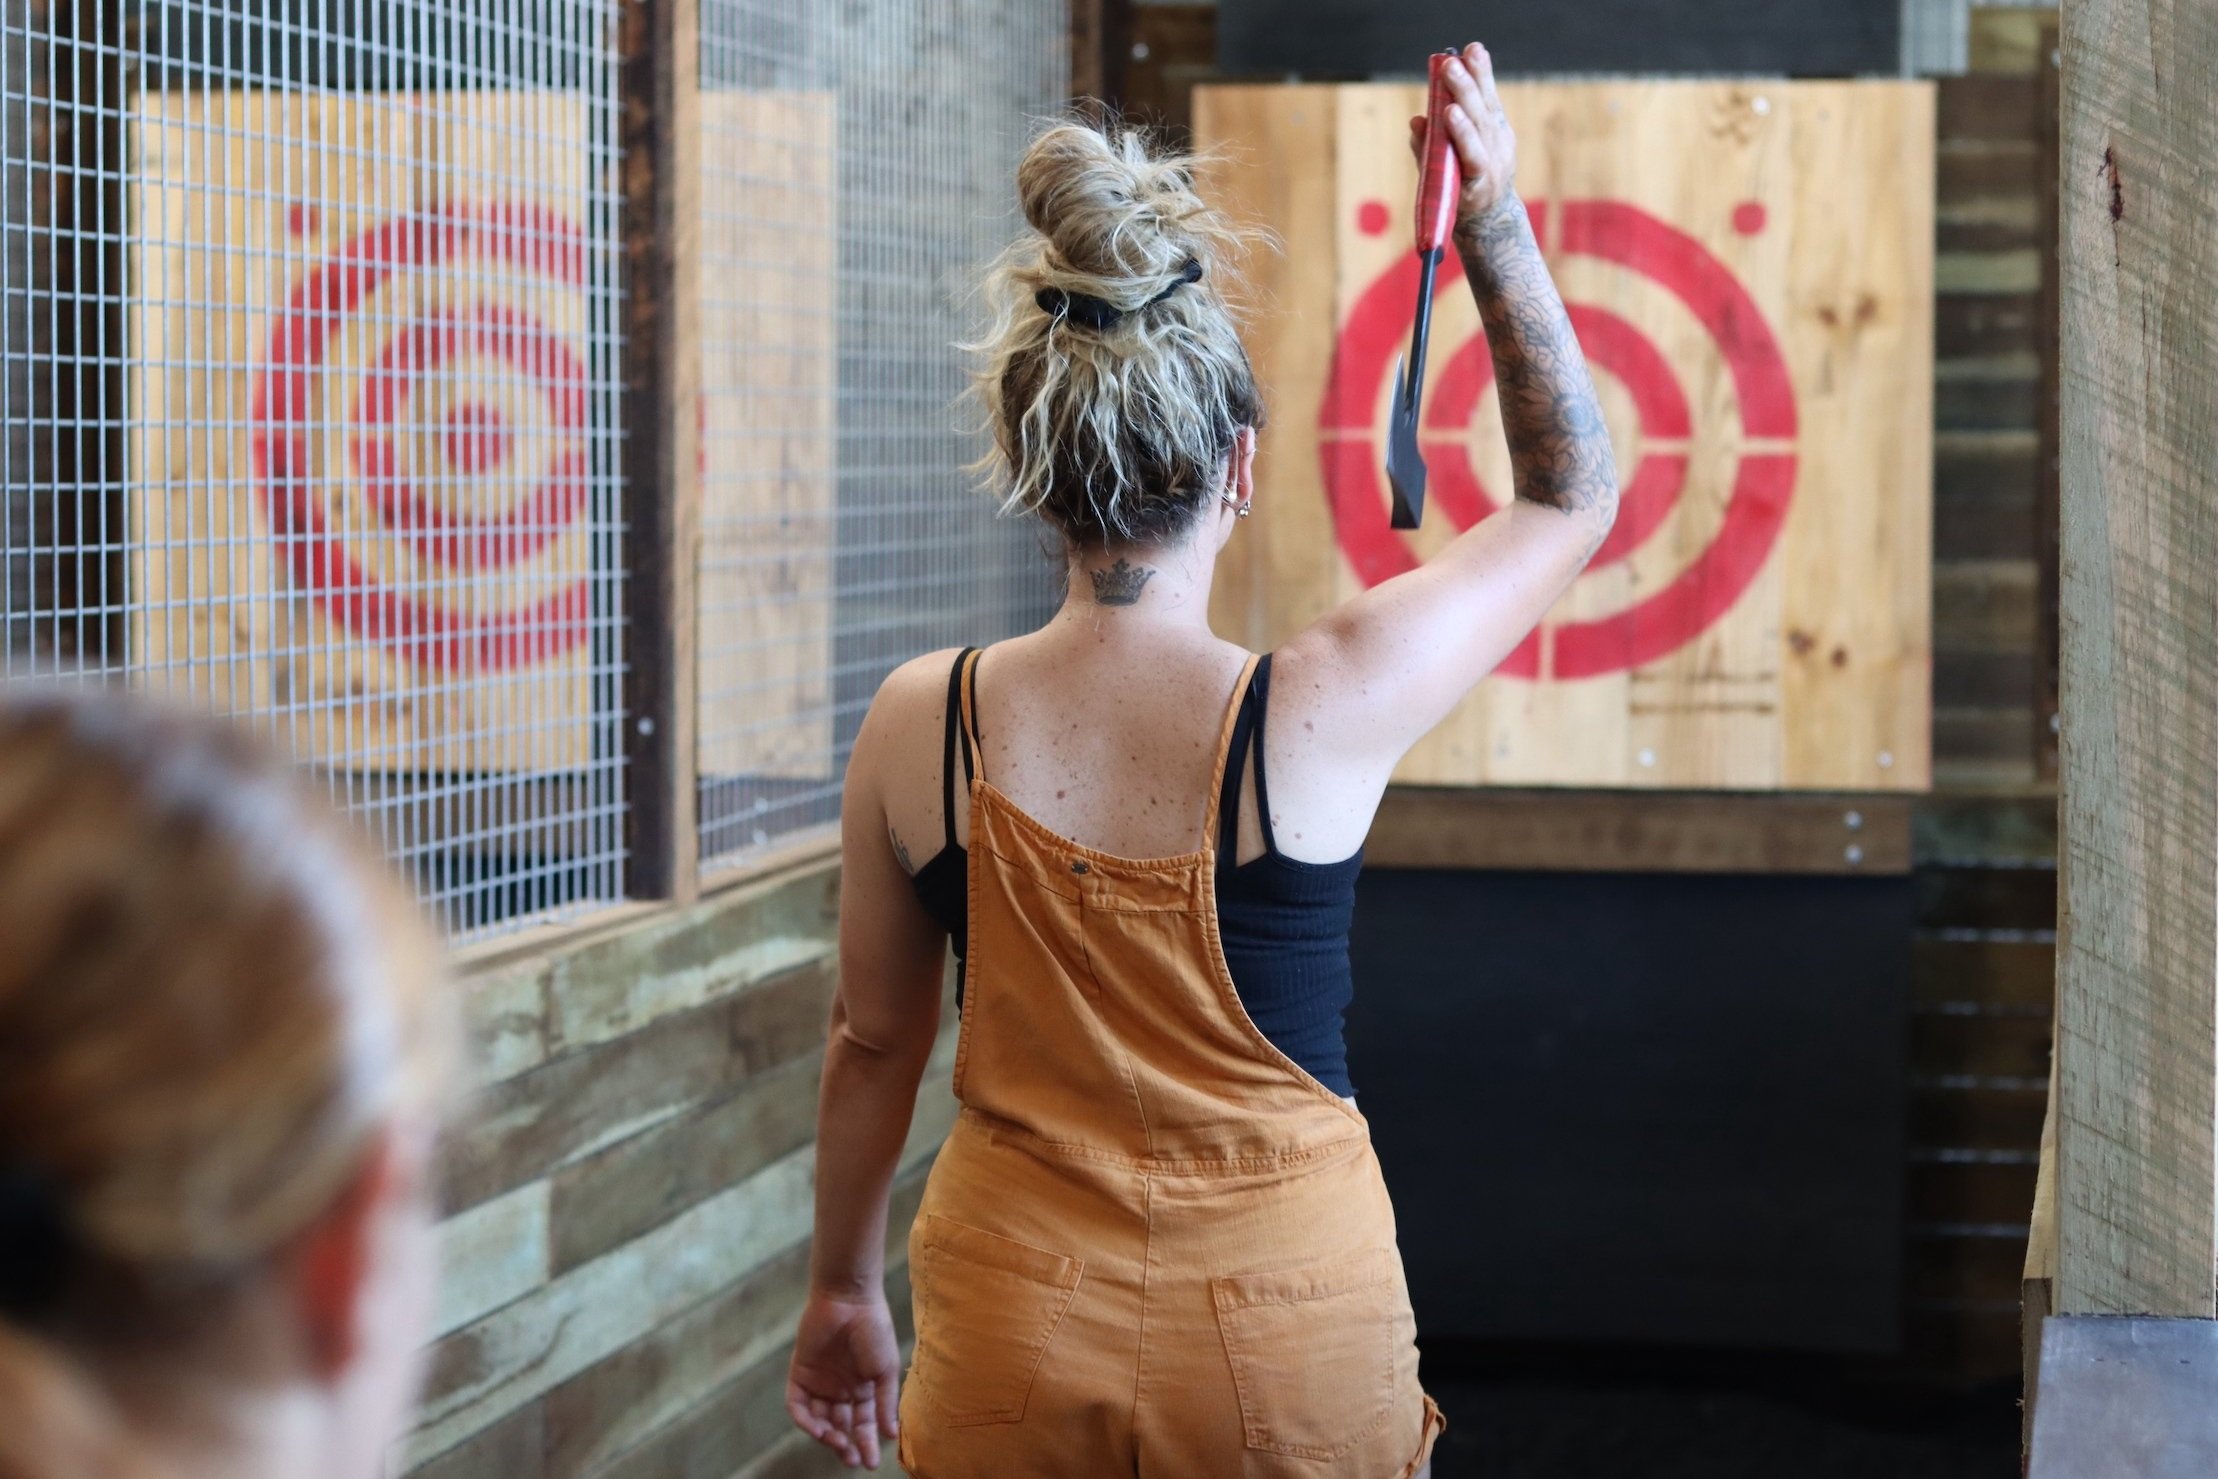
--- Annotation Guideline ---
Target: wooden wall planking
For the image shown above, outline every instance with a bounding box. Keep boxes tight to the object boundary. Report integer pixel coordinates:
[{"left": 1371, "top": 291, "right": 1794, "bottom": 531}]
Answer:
[
  {"left": 402, "top": 847, "right": 952, "bottom": 1479},
  {"left": 2054, "top": 0, "right": 2218, "bottom": 1317},
  {"left": 1198, "top": 81, "right": 1933, "bottom": 792}
]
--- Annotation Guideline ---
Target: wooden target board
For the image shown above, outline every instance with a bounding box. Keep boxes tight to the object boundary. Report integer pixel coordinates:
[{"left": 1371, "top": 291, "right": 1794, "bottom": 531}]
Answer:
[
  {"left": 1197, "top": 82, "right": 1934, "bottom": 791},
  {"left": 128, "top": 92, "right": 835, "bottom": 778}
]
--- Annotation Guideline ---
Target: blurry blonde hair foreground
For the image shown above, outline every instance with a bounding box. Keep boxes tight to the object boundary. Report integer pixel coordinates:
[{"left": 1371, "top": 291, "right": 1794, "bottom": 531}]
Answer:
[
  {"left": 0, "top": 691, "right": 454, "bottom": 1479},
  {"left": 968, "top": 118, "right": 1267, "bottom": 548}
]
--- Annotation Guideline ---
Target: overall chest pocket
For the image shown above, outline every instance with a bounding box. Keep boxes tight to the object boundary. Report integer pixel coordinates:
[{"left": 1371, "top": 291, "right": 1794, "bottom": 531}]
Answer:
[
  {"left": 908, "top": 1213, "right": 1085, "bottom": 1426},
  {"left": 1210, "top": 1244, "right": 1407, "bottom": 1461}
]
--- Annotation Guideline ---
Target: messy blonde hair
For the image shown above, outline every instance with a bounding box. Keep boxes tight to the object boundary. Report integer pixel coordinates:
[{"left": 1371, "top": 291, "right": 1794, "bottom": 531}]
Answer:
[
  {"left": 969, "top": 120, "right": 1266, "bottom": 548},
  {"left": 0, "top": 691, "right": 451, "bottom": 1479}
]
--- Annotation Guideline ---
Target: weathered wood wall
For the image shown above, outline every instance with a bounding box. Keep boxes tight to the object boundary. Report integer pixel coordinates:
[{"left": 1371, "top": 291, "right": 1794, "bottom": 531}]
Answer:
[
  {"left": 1196, "top": 80, "right": 1934, "bottom": 792},
  {"left": 2054, "top": 0, "right": 2218, "bottom": 1318},
  {"left": 399, "top": 848, "right": 955, "bottom": 1479}
]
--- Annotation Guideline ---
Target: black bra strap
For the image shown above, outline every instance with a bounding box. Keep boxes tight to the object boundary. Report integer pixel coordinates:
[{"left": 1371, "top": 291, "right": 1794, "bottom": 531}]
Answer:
[
  {"left": 1251, "top": 653, "right": 1279, "bottom": 854},
  {"left": 943, "top": 647, "right": 976, "bottom": 851},
  {"left": 1216, "top": 662, "right": 1264, "bottom": 856}
]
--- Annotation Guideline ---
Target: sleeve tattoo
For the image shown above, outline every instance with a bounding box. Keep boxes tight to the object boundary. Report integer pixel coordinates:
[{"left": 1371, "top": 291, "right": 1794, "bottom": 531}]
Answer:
[{"left": 1455, "top": 198, "right": 1619, "bottom": 533}]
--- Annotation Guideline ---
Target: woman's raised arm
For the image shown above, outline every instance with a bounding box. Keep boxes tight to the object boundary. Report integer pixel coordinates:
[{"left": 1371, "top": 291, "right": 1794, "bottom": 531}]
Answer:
[{"left": 1282, "top": 42, "right": 1619, "bottom": 771}]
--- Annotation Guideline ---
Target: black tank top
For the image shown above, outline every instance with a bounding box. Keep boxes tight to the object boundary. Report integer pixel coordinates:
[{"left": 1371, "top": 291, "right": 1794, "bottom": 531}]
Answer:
[{"left": 906, "top": 647, "right": 1362, "bottom": 1096}]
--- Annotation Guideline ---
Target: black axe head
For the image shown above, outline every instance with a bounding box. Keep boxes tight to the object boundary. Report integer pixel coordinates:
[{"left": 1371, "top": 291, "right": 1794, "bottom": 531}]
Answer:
[{"left": 1385, "top": 353, "right": 1426, "bottom": 529}]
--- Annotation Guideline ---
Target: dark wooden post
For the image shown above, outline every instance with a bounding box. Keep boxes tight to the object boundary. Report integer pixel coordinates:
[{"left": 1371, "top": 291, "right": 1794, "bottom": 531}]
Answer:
[
  {"left": 2033, "top": 16, "right": 2060, "bottom": 780},
  {"left": 2054, "top": 0, "right": 2218, "bottom": 1316},
  {"left": 1071, "top": 0, "right": 1134, "bottom": 118},
  {"left": 619, "top": 0, "right": 702, "bottom": 902}
]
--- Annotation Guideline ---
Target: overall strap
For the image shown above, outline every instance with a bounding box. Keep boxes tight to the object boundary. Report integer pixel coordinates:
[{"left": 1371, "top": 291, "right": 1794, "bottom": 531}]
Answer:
[
  {"left": 1204, "top": 651, "right": 1265, "bottom": 852},
  {"left": 942, "top": 646, "right": 978, "bottom": 851}
]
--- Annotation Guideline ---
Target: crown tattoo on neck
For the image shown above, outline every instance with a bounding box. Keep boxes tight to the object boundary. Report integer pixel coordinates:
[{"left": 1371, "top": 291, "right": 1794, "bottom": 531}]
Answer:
[{"left": 1088, "top": 557, "right": 1157, "bottom": 606}]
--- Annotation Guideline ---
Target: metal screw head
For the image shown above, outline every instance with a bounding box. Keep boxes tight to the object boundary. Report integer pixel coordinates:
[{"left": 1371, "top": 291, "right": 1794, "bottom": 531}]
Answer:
[
  {"left": 1844, "top": 809, "right": 1863, "bottom": 831},
  {"left": 1845, "top": 844, "right": 1865, "bottom": 866},
  {"left": 1752, "top": 94, "right": 1772, "bottom": 115},
  {"left": 1637, "top": 748, "right": 1657, "bottom": 768},
  {"left": 636, "top": 716, "right": 655, "bottom": 737},
  {"left": 1131, "top": 40, "right": 1149, "bottom": 60},
  {"left": 1876, "top": 750, "right": 1894, "bottom": 769}
]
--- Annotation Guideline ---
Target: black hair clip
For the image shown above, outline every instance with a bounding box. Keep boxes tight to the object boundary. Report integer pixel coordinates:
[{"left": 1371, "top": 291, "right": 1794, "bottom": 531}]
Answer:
[{"left": 1036, "top": 257, "right": 1204, "bottom": 331}]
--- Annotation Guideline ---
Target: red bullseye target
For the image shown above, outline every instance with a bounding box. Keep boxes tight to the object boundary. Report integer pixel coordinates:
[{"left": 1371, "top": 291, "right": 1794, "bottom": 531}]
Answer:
[
  {"left": 251, "top": 201, "right": 593, "bottom": 674},
  {"left": 1319, "top": 198, "right": 1798, "bottom": 680}
]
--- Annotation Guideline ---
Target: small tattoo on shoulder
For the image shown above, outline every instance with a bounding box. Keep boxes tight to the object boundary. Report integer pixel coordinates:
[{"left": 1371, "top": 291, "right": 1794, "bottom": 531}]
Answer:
[
  {"left": 1089, "top": 557, "right": 1156, "bottom": 606},
  {"left": 890, "top": 827, "right": 914, "bottom": 874}
]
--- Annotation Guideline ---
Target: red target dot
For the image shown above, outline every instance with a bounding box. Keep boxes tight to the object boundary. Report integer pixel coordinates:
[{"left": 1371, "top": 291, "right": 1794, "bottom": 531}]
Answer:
[
  {"left": 442, "top": 402, "right": 513, "bottom": 476},
  {"left": 1357, "top": 199, "right": 1391, "bottom": 236},
  {"left": 1732, "top": 200, "right": 1766, "bottom": 235}
]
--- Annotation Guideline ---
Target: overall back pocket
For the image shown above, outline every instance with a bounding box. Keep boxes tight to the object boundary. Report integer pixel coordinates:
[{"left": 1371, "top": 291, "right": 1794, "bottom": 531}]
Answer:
[
  {"left": 1210, "top": 1244, "right": 1405, "bottom": 1461},
  {"left": 908, "top": 1213, "right": 1085, "bottom": 1426}
]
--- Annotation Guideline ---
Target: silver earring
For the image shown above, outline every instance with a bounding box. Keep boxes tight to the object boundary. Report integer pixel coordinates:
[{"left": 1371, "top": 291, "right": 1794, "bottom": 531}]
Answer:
[{"left": 1221, "top": 490, "right": 1251, "bottom": 518}]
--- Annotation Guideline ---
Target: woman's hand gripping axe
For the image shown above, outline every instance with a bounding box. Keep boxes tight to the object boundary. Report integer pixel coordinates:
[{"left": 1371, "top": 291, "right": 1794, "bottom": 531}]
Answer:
[{"left": 1385, "top": 50, "right": 1461, "bottom": 530}]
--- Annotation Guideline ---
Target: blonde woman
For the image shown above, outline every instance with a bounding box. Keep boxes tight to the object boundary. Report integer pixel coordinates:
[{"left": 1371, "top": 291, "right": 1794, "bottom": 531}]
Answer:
[
  {"left": 792, "top": 43, "right": 1616, "bottom": 1476},
  {"left": 0, "top": 693, "right": 452, "bottom": 1479}
]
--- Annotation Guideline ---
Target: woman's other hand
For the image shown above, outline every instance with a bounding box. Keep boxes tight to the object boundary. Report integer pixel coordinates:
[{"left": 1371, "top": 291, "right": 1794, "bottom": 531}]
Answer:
[
  {"left": 1406, "top": 41, "right": 1519, "bottom": 237},
  {"left": 787, "top": 1289, "right": 902, "bottom": 1469}
]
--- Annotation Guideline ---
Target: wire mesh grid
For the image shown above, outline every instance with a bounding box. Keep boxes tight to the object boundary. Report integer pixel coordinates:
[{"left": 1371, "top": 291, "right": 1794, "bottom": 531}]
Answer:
[
  {"left": 695, "top": 0, "right": 1067, "bottom": 868},
  {"left": 2, "top": 0, "right": 628, "bottom": 938}
]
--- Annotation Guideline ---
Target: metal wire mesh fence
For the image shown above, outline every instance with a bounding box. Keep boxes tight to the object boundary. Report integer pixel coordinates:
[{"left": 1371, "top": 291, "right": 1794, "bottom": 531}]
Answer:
[
  {"left": 694, "top": 0, "right": 1066, "bottom": 868},
  {"left": 0, "top": 0, "right": 1067, "bottom": 932}
]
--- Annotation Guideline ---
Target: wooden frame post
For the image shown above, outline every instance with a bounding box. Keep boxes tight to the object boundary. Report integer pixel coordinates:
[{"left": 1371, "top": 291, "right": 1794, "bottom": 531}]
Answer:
[
  {"left": 2054, "top": 0, "right": 2218, "bottom": 1317},
  {"left": 1071, "top": 0, "right": 1134, "bottom": 118},
  {"left": 619, "top": 0, "right": 702, "bottom": 902}
]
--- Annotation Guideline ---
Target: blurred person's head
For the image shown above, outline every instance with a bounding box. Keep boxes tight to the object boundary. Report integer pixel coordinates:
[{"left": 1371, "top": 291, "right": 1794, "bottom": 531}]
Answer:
[
  {"left": 970, "top": 119, "right": 1267, "bottom": 557},
  {"left": 0, "top": 692, "right": 452, "bottom": 1479}
]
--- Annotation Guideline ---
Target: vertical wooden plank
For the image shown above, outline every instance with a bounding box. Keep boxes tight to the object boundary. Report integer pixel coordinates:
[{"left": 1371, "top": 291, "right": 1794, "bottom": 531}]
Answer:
[
  {"left": 1196, "top": 86, "right": 1339, "bottom": 653},
  {"left": 1776, "top": 81, "right": 1935, "bottom": 792},
  {"left": 1070, "top": 0, "right": 1132, "bottom": 117},
  {"left": 620, "top": 0, "right": 703, "bottom": 902},
  {"left": 2055, "top": 0, "right": 2218, "bottom": 1316},
  {"left": 2033, "top": 19, "right": 2061, "bottom": 781}
]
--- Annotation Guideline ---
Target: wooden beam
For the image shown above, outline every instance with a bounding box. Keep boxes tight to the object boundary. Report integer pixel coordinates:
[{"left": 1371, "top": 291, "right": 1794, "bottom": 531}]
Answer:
[
  {"left": 619, "top": 0, "right": 703, "bottom": 903},
  {"left": 2055, "top": 0, "right": 2218, "bottom": 1316},
  {"left": 1070, "top": 0, "right": 1134, "bottom": 117},
  {"left": 2034, "top": 16, "right": 2060, "bottom": 780},
  {"left": 1365, "top": 789, "right": 1912, "bottom": 876}
]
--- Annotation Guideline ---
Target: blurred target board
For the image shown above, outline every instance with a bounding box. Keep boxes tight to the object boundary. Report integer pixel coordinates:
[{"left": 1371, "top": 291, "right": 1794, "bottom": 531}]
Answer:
[
  {"left": 1198, "top": 82, "right": 1934, "bottom": 792},
  {"left": 126, "top": 91, "right": 834, "bottom": 778}
]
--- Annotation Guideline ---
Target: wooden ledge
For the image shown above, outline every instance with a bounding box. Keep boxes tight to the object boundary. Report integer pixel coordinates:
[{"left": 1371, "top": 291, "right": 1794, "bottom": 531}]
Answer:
[{"left": 1365, "top": 787, "right": 1915, "bottom": 876}]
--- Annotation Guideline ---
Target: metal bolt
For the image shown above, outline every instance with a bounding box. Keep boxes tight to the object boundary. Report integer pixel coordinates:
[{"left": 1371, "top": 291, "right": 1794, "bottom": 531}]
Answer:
[
  {"left": 1876, "top": 750, "right": 1894, "bottom": 769},
  {"left": 635, "top": 716, "right": 655, "bottom": 737},
  {"left": 1752, "top": 95, "right": 1772, "bottom": 116},
  {"left": 1844, "top": 809, "right": 1863, "bottom": 831},
  {"left": 1845, "top": 844, "right": 1864, "bottom": 866},
  {"left": 1637, "top": 748, "right": 1657, "bottom": 768},
  {"left": 1131, "top": 40, "right": 1149, "bottom": 60}
]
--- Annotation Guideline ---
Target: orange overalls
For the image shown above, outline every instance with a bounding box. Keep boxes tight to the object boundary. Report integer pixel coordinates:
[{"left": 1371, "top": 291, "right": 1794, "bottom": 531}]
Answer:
[{"left": 899, "top": 648, "right": 1445, "bottom": 1478}]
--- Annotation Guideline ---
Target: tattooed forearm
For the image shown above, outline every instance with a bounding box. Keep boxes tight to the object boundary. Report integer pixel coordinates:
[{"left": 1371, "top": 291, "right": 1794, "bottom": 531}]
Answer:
[{"left": 1455, "top": 197, "right": 1618, "bottom": 528}]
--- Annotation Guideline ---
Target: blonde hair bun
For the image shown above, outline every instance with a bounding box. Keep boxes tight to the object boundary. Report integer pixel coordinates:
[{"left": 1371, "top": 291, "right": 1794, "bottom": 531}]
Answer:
[{"left": 969, "top": 119, "right": 1265, "bottom": 547}]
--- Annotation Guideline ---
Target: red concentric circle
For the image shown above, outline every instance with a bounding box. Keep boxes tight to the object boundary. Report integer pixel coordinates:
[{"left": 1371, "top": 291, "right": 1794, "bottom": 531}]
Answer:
[
  {"left": 1318, "top": 198, "right": 1798, "bottom": 680},
  {"left": 251, "top": 201, "right": 593, "bottom": 674}
]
